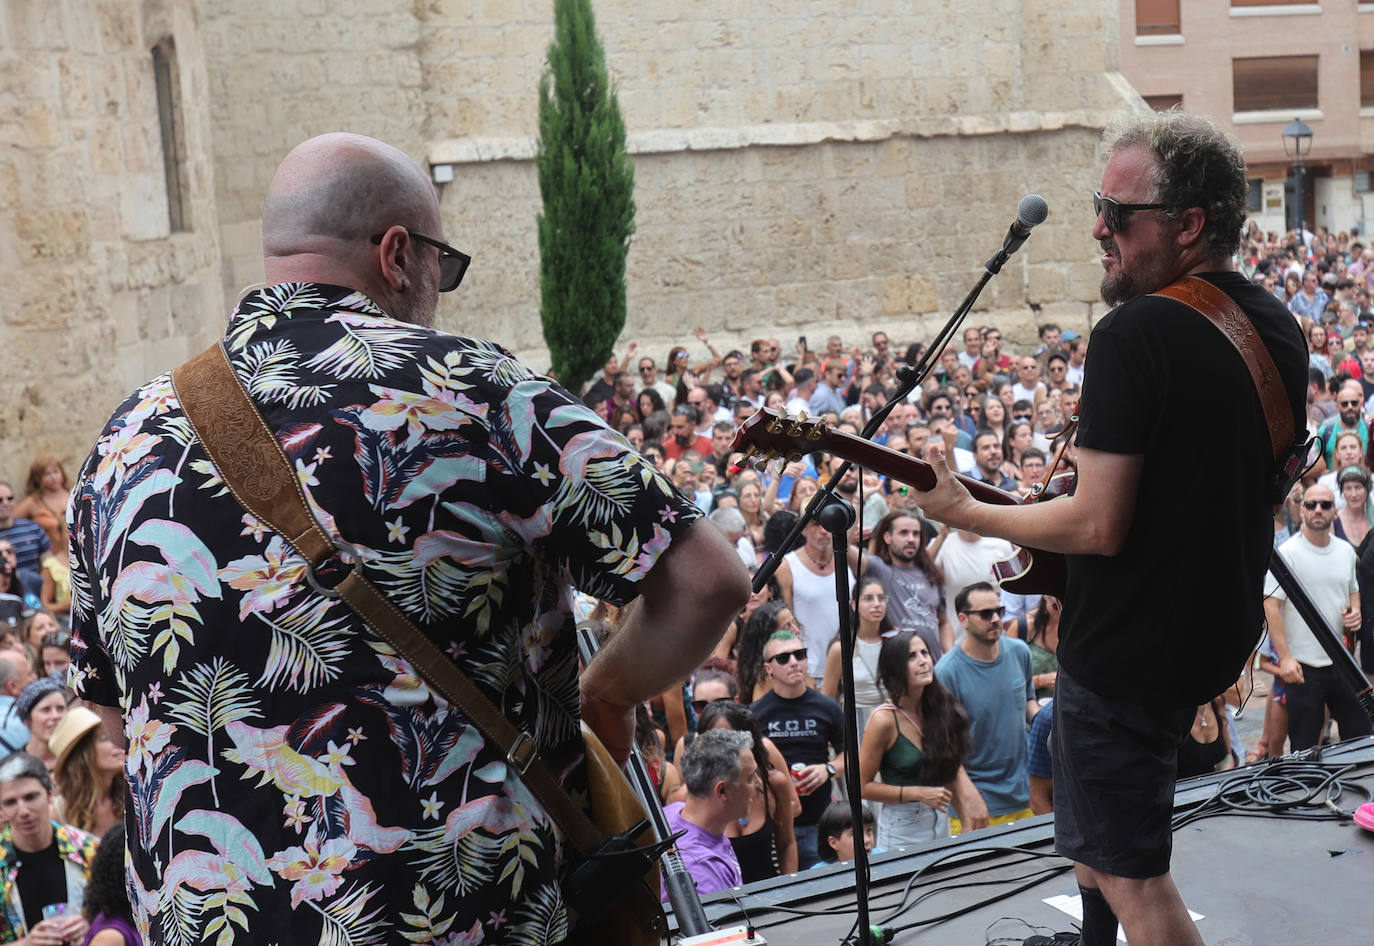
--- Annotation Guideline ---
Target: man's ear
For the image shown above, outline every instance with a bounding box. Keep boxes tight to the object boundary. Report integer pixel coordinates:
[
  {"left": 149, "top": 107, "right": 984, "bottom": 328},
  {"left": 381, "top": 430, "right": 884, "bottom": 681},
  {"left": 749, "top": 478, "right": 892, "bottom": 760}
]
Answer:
[
  {"left": 375, "top": 225, "right": 412, "bottom": 292},
  {"left": 1174, "top": 207, "right": 1207, "bottom": 250}
]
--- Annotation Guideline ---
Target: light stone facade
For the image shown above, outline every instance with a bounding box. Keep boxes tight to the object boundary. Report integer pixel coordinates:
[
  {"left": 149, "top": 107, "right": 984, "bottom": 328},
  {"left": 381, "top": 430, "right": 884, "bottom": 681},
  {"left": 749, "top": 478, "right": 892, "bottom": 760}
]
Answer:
[{"left": 1, "top": 0, "right": 1138, "bottom": 478}]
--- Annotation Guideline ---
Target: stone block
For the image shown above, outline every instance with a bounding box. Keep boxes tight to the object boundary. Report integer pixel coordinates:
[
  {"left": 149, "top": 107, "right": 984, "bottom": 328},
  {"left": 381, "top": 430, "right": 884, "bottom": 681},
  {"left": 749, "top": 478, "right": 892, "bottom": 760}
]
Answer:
[
  {"left": 0, "top": 104, "right": 59, "bottom": 150},
  {"left": 97, "top": 2, "right": 138, "bottom": 52},
  {"left": 1027, "top": 264, "right": 1068, "bottom": 305},
  {"left": 13, "top": 207, "right": 91, "bottom": 263}
]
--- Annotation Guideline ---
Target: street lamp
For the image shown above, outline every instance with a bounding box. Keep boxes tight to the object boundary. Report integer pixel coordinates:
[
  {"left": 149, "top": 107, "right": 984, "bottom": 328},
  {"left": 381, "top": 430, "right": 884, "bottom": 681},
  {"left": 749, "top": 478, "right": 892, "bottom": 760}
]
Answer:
[{"left": 1282, "top": 117, "right": 1314, "bottom": 238}]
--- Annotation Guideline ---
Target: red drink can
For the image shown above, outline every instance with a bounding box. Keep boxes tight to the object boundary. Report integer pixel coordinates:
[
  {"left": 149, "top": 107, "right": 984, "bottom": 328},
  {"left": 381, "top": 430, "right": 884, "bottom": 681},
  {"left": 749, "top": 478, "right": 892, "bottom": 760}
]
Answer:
[{"left": 790, "top": 762, "right": 810, "bottom": 795}]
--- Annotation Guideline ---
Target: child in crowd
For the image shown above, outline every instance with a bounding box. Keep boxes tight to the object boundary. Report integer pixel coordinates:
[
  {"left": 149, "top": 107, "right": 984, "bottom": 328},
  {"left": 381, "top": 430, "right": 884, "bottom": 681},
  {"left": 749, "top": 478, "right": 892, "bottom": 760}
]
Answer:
[{"left": 814, "top": 800, "right": 877, "bottom": 865}]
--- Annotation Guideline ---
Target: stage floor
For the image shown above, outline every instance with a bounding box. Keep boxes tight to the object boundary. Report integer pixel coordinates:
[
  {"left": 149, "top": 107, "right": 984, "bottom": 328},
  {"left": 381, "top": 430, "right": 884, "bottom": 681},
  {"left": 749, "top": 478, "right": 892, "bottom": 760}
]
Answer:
[{"left": 683, "top": 735, "right": 1374, "bottom": 946}]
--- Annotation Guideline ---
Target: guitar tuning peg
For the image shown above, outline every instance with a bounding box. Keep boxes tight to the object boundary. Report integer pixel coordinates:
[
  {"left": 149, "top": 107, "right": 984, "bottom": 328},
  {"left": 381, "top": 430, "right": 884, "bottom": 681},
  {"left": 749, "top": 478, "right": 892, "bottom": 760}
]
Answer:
[
  {"left": 767, "top": 415, "right": 785, "bottom": 434},
  {"left": 786, "top": 451, "right": 802, "bottom": 463},
  {"left": 805, "top": 421, "right": 823, "bottom": 441}
]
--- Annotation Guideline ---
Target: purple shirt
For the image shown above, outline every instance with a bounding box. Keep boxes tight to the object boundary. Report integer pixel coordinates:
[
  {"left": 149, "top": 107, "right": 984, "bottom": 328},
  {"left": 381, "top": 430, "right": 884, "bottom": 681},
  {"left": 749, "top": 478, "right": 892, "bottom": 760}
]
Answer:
[{"left": 661, "top": 802, "right": 741, "bottom": 901}]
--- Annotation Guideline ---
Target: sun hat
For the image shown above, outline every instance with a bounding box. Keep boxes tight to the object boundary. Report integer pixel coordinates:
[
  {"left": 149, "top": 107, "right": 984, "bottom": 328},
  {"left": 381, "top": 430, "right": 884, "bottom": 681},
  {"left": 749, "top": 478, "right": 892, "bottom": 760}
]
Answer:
[{"left": 48, "top": 705, "right": 100, "bottom": 774}]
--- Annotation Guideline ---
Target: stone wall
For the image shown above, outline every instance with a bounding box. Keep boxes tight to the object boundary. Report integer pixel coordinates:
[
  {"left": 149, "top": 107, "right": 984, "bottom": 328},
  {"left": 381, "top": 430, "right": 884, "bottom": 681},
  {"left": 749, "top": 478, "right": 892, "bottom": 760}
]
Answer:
[
  {"left": 0, "top": 0, "right": 1138, "bottom": 475},
  {"left": 0, "top": 0, "right": 222, "bottom": 484}
]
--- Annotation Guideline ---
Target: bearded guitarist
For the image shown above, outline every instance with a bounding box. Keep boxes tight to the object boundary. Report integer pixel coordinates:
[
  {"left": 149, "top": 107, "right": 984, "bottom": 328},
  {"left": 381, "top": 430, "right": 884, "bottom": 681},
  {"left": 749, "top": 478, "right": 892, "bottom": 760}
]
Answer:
[{"left": 911, "top": 112, "right": 1306, "bottom": 946}]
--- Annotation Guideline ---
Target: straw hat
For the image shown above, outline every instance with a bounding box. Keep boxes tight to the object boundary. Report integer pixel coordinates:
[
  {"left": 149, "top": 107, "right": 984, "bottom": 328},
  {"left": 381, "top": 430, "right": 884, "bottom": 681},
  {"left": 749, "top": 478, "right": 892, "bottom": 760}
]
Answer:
[{"left": 48, "top": 705, "right": 100, "bottom": 775}]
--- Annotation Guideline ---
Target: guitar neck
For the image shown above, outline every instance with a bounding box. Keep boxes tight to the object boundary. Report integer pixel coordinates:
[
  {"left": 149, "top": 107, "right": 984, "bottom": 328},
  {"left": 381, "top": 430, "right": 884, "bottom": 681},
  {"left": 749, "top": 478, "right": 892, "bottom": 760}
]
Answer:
[{"left": 816, "top": 429, "right": 1024, "bottom": 508}]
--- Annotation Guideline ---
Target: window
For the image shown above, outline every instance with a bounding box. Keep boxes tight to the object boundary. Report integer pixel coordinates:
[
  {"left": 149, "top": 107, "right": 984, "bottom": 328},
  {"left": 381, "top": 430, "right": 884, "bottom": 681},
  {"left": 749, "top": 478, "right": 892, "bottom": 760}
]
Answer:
[
  {"left": 1143, "top": 94, "right": 1183, "bottom": 112},
  {"left": 152, "top": 38, "right": 190, "bottom": 232},
  {"left": 1136, "top": 0, "right": 1180, "bottom": 35},
  {"left": 1247, "top": 178, "right": 1263, "bottom": 213},
  {"left": 1232, "top": 56, "right": 1319, "bottom": 112},
  {"left": 1363, "top": 50, "right": 1374, "bottom": 108}
]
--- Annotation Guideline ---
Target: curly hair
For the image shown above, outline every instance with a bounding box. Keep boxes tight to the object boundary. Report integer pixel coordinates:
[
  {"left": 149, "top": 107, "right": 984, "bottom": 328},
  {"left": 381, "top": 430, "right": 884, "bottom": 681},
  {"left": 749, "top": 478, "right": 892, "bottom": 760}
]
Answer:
[
  {"left": 875, "top": 631, "right": 969, "bottom": 786},
  {"left": 1101, "top": 109, "right": 1248, "bottom": 260},
  {"left": 83, "top": 822, "right": 133, "bottom": 924},
  {"left": 54, "top": 730, "right": 125, "bottom": 834}
]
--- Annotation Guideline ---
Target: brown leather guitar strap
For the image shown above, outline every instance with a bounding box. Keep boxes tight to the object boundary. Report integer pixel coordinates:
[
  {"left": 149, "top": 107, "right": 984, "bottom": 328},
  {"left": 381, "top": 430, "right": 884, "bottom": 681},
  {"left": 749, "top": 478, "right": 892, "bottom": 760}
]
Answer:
[
  {"left": 1150, "top": 276, "right": 1294, "bottom": 462},
  {"left": 170, "top": 342, "right": 606, "bottom": 857}
]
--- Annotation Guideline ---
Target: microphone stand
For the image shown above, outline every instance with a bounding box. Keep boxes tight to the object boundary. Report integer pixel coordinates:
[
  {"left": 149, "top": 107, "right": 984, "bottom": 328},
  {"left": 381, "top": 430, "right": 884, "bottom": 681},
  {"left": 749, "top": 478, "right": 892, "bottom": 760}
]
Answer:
[
  {"left": 575, "top": 627, "right": 712, "bottom": 938},
  {"left": 1266, "top": 550, "right": 1374, "bottom": 731},
  {"left": 815, "top": 497, "right": 876, "bottom": 946},
  {"left": 751, "top": 240, "right": 1022, "bottom": 595},
  {"left": 743, "top": 232, "right": 1030, "bottom": 946}
]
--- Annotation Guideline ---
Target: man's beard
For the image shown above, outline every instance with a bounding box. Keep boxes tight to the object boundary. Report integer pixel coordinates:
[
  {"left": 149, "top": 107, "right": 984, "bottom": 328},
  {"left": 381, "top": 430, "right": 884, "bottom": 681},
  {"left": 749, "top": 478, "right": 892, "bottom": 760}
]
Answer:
[{"left": 1099, "top": 240, "right": 1178, "bottom": 307}]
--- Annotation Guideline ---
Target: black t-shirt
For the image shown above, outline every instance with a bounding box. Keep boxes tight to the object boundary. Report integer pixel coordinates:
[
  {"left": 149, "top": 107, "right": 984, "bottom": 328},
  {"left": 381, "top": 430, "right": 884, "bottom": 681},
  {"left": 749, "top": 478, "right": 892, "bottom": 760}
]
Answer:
[
  {"left": 1059, "top": 272, "right": 1307, "bottom": 707},
  {"left": 750, "top": 688, "right": 845, "bottom": 826},
  {"left": 14, "top": 837, "right": 66, "bottom": 932}
]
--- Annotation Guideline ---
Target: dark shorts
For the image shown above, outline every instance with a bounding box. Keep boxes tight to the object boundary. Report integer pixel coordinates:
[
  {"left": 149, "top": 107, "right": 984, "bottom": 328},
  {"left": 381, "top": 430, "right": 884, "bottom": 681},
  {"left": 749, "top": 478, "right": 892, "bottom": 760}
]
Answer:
[{"left": 1050, "top": 668, "right": 1193, "bottom": 879}]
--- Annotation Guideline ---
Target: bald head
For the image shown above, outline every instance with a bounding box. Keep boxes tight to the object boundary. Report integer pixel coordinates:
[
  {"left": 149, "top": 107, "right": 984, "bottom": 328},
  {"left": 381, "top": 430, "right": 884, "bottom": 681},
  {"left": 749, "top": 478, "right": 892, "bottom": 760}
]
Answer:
[
  {"left": 263, "top": 133, "right": 438, "bottom": 253},
  {"left": 261, "top": 133, "right": 446, "bottom": 325}
]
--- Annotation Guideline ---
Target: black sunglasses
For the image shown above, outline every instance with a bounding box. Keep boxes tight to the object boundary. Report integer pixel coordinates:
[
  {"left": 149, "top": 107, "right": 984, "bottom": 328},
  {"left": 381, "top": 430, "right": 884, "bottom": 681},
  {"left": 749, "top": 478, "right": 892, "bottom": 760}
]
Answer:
[
  {"left": 1092, "top": 191, "right": 1166, "bottom": 233},
  {"left": 1303, "top": 500, "right": 1334, "bottom": 510},
  {"left": 370, "top": 229, "right": 471, "bottom": 292},
  {"left": 960, "top": 606, "right": 1006, "bottom": 621},
  {"left": 690, "top": 696, "right": 734, "bottom": 714},
  {"left": 766, "top": 648, "right": 808, "bottom": 666}
]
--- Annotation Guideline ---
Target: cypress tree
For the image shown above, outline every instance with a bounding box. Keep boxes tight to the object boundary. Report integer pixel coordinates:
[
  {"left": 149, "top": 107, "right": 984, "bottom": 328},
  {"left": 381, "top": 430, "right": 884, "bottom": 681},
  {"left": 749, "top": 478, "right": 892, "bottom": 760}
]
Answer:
[{"left": 536, "top": 0, "right": 635, "bottom": 396}]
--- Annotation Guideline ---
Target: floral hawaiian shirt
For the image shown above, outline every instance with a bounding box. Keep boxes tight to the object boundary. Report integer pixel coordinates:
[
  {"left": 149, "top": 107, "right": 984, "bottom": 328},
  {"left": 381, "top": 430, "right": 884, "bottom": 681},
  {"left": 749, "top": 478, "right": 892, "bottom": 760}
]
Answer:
[
  {"left": 0, "top": 821, "right": 97, "bottom": 942},
  {"left": 69, "top": 284, "right": 702, "bottom": 946}
]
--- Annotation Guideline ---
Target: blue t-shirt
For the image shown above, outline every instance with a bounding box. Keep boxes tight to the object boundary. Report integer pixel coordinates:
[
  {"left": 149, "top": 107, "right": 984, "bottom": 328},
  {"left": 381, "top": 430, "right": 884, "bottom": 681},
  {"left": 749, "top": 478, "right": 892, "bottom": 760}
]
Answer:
[
  {"left": 1026, "top": 697, "right": 1053, "bottom": 780},
  {"left": 934, "top": 637, "right": 1034, "bottom": 815}
]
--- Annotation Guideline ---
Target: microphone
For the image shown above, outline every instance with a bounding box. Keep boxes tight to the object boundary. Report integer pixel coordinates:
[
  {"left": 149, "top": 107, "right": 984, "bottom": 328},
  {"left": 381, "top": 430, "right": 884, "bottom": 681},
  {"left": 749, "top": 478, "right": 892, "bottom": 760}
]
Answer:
[{"left": 1001, "top": 193, "right": 1049, "bottom": 257}]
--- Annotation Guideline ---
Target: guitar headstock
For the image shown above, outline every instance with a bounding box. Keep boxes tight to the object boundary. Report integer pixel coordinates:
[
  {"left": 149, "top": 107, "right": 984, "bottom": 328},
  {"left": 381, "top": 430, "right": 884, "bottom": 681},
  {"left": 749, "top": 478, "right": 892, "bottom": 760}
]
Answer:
[{"left": 730, "top": 407, "right": 830, "bottom": 466}]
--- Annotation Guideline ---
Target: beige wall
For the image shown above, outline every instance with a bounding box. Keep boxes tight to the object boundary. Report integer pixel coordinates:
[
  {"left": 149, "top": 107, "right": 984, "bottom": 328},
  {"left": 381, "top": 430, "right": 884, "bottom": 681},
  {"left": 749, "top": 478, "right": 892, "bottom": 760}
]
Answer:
[
  {"left": 1, "top": 0, "right": 1140, "bottom": 475},
  {"left": 0, "top": 0, "right": 222, "bottom": 484}
]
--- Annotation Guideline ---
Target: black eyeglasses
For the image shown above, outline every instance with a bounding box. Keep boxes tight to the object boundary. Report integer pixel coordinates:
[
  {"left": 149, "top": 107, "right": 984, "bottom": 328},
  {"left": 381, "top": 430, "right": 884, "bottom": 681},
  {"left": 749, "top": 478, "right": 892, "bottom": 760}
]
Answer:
[
  {"left": 370, "top": 229, "right": 470, "bottom": 292},
  {"left": 767, "top": 648, "right": 808, "bottom": 666},
  {"left": 1093, "top": 191, "right": 1167, "bottom": 233},
  {"left": 1303, "top": 500, "right": 1335, "bottom": 510},
  {"left": 960, "top": 606, "right": 1006, "bottom": 621}
]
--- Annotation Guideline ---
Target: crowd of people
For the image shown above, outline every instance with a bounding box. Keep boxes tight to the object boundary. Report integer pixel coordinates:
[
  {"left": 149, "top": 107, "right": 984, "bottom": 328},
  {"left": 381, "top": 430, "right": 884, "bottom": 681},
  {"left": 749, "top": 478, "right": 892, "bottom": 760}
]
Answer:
[
  {"left": 575, "top": 225, "right": 1374, "bottom": 895},
  {"left": 0, "top": 459, "right": 137, "bottom": 945}
]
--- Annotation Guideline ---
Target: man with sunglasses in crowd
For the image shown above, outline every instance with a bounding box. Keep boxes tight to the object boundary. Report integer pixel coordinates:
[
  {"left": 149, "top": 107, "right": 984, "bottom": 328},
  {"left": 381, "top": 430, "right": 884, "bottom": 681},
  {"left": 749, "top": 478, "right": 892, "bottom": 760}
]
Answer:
[
  {"left": 935, "top": 581, "right": 1032, "bottom": 833},
  {"left": 751, "top": 631, "right": 845, "bottom": 869},
  {"left": 1264, "top": 483, "right": 1371, "bottom": 752},
  {"left": 1315, "top": 378, "right": 1370, "bottom": 472},
  {"left": 910, "top": 111, "right": 1306, "bottom": 946},
  {"left": 69, "top": 132, "right": 749, "bottom": 945}
]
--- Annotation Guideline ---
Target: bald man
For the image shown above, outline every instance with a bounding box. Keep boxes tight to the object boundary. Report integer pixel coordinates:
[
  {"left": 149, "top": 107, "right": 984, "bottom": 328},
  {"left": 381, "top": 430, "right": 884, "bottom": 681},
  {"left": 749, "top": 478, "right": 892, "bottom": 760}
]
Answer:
[{"left": 69, "top": 133, "right": 749, "bottom": 944}]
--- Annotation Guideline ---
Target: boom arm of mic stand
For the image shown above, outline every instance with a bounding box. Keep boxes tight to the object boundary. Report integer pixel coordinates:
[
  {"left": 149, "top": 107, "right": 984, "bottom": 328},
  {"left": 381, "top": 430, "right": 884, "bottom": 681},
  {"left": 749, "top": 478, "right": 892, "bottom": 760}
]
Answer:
[
  {"left": 576, "top": 628, "right": 712, "bottom": 937},
  {"left": 1267, "top": 549, "right": 1374, "bottom": 727},
  {"left": 750, "top": 266, "right": 998, "bottom": 595}
]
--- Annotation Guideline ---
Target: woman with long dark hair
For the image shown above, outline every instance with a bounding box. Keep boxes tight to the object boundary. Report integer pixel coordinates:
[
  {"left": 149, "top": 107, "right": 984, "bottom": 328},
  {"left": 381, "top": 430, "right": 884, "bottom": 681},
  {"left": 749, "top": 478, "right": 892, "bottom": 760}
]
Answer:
[
  {"left": 858, "top": 631, "right": 979, "bottom": 846},
  {"left": 689, "top": 700, "right": 799, "bottom": 880},
  {"left": 82, "top": 822, "right": 142, "bottom": 945},
  {"left": 735, "top": 600, "right": 802, "bottom": 703},
  {"left": 1024, "top": 596, "right": 1061, "bottom": 701}
]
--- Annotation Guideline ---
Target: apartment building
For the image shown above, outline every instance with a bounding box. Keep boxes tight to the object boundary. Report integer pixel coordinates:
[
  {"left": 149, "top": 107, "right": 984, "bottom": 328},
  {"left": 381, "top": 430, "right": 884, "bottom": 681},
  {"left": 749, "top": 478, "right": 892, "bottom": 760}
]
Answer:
[{"left": 1120, "top": 0, "right": 1374, "bottom": 236}]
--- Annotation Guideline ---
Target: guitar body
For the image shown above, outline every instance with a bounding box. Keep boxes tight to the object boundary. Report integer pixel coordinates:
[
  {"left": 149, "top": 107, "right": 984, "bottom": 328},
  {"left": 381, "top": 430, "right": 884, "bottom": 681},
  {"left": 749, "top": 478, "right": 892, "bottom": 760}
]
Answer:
[{"left": 733, "top": 408, "right": 1072, "bottom": 597}]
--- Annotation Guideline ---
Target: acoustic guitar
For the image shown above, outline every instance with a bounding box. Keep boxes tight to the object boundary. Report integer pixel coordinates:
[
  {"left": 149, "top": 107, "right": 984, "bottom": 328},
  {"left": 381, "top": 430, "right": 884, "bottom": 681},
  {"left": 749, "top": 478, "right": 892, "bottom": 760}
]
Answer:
[{"left": 731, "top": 407, "right": 1072, "bottom": 596}]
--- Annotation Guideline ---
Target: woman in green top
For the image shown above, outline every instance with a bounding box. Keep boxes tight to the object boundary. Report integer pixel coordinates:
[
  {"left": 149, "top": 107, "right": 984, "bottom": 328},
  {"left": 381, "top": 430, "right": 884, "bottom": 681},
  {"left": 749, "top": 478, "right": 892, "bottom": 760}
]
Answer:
[
  {"left": 857, "top": 631, "right": 977, "bottom": 847},
  {"left": 1025, "top": 596, "right": 1061, "bottom": 701}
]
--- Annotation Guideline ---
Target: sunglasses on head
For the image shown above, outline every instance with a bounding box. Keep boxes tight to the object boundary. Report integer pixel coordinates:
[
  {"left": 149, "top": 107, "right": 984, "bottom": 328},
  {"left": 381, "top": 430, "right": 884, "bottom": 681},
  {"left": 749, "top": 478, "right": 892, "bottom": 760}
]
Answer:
[
  {"left": 1092, "top": 191, "right": 1166, "bottom": 233},
  {"left": 767, "top": 648, "right": 808, "bottom": 666},
  {"left": 960, "top": 606, "right": 1006, "bottom": 621}
]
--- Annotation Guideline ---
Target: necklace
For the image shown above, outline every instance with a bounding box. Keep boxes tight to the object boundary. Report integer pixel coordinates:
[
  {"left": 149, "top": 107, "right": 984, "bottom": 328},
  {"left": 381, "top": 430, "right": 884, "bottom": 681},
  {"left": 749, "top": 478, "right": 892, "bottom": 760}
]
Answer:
[
  {"left": 1195, "top": 707, "right": 1210, "bottom": 729},
  {"left": 802, "top": 544, "right": 833, "bottom": 571}
]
